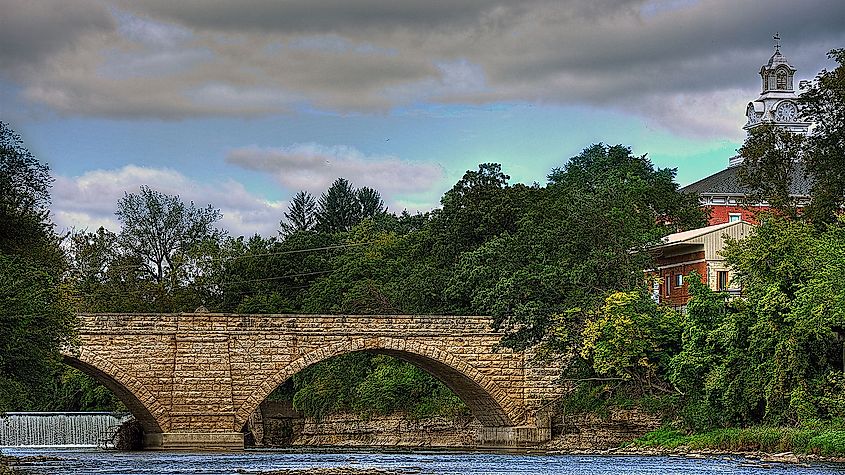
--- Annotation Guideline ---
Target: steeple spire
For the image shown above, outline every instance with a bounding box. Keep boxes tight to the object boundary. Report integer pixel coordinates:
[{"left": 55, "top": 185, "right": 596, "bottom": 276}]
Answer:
[{"left": 773, "top": 32, "right": 781, "bottom": 53}]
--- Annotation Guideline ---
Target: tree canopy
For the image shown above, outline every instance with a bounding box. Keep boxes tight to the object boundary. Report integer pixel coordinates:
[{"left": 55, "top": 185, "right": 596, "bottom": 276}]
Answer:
[
  {"left": 115, "top": 185, "right": 223, "bottom": 284},
  {"left": 0, "top": 122, "right": 74, "bottom": 413}
]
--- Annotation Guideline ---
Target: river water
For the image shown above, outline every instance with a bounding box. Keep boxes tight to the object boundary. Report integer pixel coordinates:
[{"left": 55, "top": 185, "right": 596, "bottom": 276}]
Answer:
[{"left": 3, "top": 447, "right": 845, "bottom": 475}]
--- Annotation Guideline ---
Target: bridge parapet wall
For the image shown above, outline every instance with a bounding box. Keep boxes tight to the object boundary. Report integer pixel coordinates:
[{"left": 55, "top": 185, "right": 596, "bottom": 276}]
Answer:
[{"left": 76, "top": 313, "right": 497, "bottom": 334}]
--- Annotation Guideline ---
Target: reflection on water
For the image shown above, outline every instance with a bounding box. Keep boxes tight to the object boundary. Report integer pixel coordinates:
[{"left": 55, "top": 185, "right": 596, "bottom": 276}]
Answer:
[{"left": 3, "top": 447, "right": 845, "bottom": 475}]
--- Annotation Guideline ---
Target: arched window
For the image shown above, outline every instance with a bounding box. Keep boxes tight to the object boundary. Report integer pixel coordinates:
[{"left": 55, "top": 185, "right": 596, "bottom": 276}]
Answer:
[{"left": 777, "top": 70, "right": 788, "bottom": 90}]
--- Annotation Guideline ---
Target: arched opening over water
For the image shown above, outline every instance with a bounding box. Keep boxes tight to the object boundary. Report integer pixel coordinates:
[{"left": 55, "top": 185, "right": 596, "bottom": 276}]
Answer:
[
  {"left": 233, "top": 336, "right": 523, "bottom": 433},
  {"left": 62, "top": 354, "right": 164, "bottom": 434}
]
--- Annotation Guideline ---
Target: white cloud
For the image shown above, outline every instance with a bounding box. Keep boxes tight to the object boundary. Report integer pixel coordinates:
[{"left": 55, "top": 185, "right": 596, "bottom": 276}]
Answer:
[
  {"left": 225, "top": 143, "right": 446, "bottom": 199},
  {"left": 52, "top": 165, "right": 285, "bottom": 237},
  {"left": 617, "top": 88, "right": 752, "bottom": 140}
]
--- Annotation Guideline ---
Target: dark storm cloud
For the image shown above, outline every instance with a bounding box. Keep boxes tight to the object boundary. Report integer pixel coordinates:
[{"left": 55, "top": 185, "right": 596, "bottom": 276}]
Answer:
[
  {"left": 3, "top": 0, "right": 845, "bottom": 135},
  {"left": 0, "top": 0, "right": 114, "bottom": 78},
  {"left": 123, "top": 0, "right": 547, "bottom": 33}
]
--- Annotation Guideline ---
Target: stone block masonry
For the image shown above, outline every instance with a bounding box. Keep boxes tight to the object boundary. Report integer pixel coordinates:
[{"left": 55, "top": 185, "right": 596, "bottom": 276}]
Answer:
[{"left": 65, "top": 312, "right": 564, "bottom": 450}]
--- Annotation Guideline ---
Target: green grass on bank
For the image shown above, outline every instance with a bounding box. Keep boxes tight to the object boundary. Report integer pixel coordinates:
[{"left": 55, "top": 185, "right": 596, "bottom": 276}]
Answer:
[{"left": 631, "top": 423, "right": 845, "bottom": 456}]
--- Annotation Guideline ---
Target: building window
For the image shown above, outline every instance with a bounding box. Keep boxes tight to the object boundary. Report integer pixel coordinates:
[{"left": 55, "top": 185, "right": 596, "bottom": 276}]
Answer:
[
  {"left": 674, "top": 274, "right": 683, "bottom": 288},
  {"left": 777, "top": 71, "right": 787, "bottom": 90},
  {"left": 717, "top": 271, "right": 729, "bottom": 291},
  {"left": 665, "top": 276, "right": 671, "bottom": 296},
  {"left": 729, "top": 213, "right": 741, "bottom": 223}
]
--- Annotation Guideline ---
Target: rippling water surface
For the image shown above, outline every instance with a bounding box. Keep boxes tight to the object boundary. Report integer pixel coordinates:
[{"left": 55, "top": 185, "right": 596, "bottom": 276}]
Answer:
[{"left": 4, "top": 447, "right": 845, "bottom": 475}]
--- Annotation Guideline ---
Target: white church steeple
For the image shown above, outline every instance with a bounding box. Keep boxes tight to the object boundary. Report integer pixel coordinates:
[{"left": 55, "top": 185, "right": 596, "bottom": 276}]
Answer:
[
  {"left": 743, "top": 34, "right": 810, "bottom": 134},
  {"left": 732, "top": 34, "right": 811, "bottom": 166}
]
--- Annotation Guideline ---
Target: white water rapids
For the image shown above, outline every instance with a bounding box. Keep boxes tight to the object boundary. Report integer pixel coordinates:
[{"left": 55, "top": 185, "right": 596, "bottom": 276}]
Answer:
[{"left": 0, "top": 412, "right": 126, "bottom": 447}]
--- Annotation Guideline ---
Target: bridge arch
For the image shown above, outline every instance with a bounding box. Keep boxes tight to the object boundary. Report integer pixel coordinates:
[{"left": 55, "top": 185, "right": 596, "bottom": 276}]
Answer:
[
  {"left": 62, "top": 350, "right": 168, "bottom": 433},
  {"left": 234, "top": 337, "right": 524, "bottom": 431}
]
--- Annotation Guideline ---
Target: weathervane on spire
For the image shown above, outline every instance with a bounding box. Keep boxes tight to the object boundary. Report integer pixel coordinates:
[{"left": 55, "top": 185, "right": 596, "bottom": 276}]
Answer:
[{"left": 773, "top": 32, "right": 781, "bottom": 52}]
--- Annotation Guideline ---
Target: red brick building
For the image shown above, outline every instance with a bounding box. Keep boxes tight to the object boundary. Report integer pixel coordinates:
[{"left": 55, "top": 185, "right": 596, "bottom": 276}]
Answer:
[
  {"left": 649, "top": 221, "right": 754, "bottom": 307},
  {"left": 681, "top": 163, "right": 810, "bottom": 225}
]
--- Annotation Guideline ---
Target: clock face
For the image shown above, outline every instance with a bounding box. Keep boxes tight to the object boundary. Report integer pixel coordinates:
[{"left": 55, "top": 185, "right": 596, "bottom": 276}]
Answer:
[
  {"left": 746, "top": 104, "right": 758, "bottom": 124},
  {"left": 775, "top": 101, "right": 798, "bottom": 122}
]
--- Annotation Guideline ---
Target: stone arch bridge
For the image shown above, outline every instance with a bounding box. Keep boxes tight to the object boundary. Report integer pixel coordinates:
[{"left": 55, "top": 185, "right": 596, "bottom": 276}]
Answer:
[{"left": 66, "top": 312, "right": 562, "bottom": 450}]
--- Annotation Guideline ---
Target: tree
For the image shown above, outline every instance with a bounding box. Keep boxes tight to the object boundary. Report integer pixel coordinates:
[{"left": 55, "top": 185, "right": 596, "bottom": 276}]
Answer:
[
  {"left": 115, "top": 185, "right": 223, "bottom": 284},
  {"left": 0, "top": 122, "right": 74, "bottom": 412},
  {"left": 437, "top": 163, "right": 517, "bottom": 251},
  {"left": 66, "top": 227, "right": 119, "bottom": 289},
  {"left": 0, "top": 255, "right": 75, "bottom": 412},
  {"left": 316, "top": 178, "right": 361, "bottom": 233},
  {"left": 280, "top": 190, "right": 317, "bottom": 236},
  {"left": 0, "top": 121, "right": 63, "bottom": 269},
  {"left": 737, "top": 124, "right": 805, "bottom": 218},
  {"left": 666, "top": 217, "right": 845, "bottom": 429},
  {"left": 357, "top": 186, "right": 386, "bottom": 219},
  {"left": 446, "top": 145, "right": 705, "bottom": 352},
  {"left": 581, "top": 291, "right": 680, "bottom": 394},
  {"left": 801, "top": 49, "right": 845, "bottom": 224}
]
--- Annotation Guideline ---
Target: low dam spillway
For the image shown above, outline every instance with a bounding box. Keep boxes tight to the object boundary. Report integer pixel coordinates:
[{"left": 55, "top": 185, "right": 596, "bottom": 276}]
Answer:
[{"left": 0, "top": 412, "right": 127, "bottom": 447}]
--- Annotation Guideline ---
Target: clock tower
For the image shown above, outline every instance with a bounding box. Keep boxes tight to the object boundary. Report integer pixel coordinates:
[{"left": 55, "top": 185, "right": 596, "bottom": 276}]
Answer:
[
  {"left": 740, "top": 35, "right": 811, "bottom": 154},
  {"left": 683, "top": 35, "right": 812, "bottom": 223}
]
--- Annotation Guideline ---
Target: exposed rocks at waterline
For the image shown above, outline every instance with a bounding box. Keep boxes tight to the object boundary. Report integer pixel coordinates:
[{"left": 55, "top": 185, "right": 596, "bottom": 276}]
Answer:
[
  {"left": 0, "top": 455, "right": 64, "bottom": 474},
  {"left": 249, "top": 401, "right": 478, "bottom": 448},
  {"left": 544, "top": 408, "right": 663, "bottom": 450},
  {"left": 110, "top": 419, "right": 144, "bottom": 450},
  {"left": 247, "top": 402, "right": 662, "bottom": 450}
]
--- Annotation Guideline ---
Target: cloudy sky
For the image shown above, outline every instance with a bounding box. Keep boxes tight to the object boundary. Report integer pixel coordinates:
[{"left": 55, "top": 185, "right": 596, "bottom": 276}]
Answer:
[{"left": 2, "top": 0, "right": 844, "bottom": 236}]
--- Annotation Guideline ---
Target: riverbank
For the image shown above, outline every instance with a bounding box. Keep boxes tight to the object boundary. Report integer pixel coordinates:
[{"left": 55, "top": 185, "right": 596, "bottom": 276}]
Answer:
[
  {"left": 0, "top": 454, "right": 64, "bottom": 474},
  {"left": 632, "top": 426, "right": 845, "bottom": 455}
]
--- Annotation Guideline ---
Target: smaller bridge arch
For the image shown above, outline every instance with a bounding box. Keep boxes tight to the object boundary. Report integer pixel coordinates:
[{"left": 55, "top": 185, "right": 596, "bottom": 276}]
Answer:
[
  {"left": 233, "top": 337, "right": 525, "bottom": 431},
  {"left": 63, "top": 350, "right": 168, "bottom": 434}
]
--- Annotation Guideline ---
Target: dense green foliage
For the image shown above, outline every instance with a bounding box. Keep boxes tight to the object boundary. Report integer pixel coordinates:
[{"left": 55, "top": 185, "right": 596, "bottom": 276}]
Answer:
[
  {"left": 670, "top": 218, "right": 845, "bottom": 429},
  {"left": 801, "top": 49, "right": 845, "bottom": 225},
  {"left": 0, "top": 122, "right": 75, "bottom": 413},
  {"left": 563, "top": 216, "right": 845, "bottom": 437},
  {"left": 285, "top": 354, "right": 465, "bottom": 420},
  {"left": 58, "top": 143, "right": 699, "bottom": 420}
]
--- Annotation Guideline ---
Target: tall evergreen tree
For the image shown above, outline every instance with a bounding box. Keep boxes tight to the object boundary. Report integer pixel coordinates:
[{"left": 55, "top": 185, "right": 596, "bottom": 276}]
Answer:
[
  {"left": 316, "top": 178, "right": 361, "bottom": 233},
  {"left": 281, "top": 190, "right": 317, "bottom": 236},
  {"left": 357, "top": 186, "right": 386, "bottom": 219}
]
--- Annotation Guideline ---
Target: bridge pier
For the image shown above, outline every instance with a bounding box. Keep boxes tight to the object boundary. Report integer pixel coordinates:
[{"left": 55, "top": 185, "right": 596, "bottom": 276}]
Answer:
[
  {"left": 143, "top": 432, "right": 244, "bottom": 451},
  {"left": 476, "top": 425, "right": 551, "bottom": 447}
]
